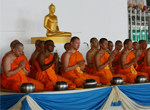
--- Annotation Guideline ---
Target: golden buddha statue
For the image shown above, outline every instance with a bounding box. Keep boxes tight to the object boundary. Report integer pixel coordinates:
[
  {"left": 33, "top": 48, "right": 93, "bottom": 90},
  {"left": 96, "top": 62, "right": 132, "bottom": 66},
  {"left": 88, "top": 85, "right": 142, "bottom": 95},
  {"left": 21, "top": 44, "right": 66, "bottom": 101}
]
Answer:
[{"left": 44, "top": 3, "right": 72, "bottom": 37}]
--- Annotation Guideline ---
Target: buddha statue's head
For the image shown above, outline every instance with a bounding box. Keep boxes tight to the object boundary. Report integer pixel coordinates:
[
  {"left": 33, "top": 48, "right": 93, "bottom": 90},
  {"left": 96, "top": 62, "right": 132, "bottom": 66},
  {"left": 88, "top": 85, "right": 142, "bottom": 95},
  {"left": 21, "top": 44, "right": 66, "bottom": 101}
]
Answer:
[{"left": 49, "top": 3, "right": 55, "bottom": 13}]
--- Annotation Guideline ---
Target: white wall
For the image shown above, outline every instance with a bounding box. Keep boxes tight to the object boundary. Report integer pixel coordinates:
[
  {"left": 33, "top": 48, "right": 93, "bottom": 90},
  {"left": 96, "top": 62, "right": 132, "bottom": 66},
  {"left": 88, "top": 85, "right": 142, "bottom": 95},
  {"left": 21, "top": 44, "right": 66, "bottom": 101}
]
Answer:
[{"left": 0, "top": 0, "right": 128, "bottom": 72}]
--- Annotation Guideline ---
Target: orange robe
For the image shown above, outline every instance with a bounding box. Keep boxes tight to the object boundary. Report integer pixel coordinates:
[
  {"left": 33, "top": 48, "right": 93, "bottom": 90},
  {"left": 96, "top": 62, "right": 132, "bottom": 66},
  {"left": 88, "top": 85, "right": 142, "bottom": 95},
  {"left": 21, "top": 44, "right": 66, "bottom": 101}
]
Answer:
[
  {"left": 92, "top": 51, "right": 113, "bottom": 84},
  {"left": 61, "top": 51, "right": 100, "bottom": 87},
  {"left": 141, "top": 55, "right": 150, "bottom": 76},
  {"left": 112, "top": 52, "right": 126, "bottom": 82},
  {"left": 136, "top": 50, "right": 146, "bottom": 71},
  {"left": 117, "top": 51, "right": 149, "bottom": 83},
  {"left": 27, "top": 58, "right": 37, "bottom": 79},
  {"left": 35, "top": 54, "right": 76, "bottom": 90},
  {"left": 29, "top": 58, "right": 32, "bottom": 65},
  {"left": 1, "top": 57, "right": 44, "bottom": 92},
  {"left": 1, "top": 55, "right": 29, "bottom": 70},
  {"left": 113, "top": 52, "right": 121, "bottom": 73}
]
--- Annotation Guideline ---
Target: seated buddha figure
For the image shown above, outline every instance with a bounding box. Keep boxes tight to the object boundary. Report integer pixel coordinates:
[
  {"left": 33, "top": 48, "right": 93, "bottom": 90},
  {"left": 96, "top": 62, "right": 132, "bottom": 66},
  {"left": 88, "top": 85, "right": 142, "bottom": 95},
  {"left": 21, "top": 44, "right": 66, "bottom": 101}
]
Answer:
[{"left": 44, "top": 3, "right": 72, "bottom": 37}]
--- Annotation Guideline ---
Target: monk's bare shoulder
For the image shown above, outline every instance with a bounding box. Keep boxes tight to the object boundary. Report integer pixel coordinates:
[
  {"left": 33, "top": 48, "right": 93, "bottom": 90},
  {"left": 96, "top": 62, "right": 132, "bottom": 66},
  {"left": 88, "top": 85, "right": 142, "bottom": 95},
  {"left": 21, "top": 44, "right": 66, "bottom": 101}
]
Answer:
[
  {"left": 146, "top": 48, "right": 150, "bottom": 54},
  {"left": 63, "top": 50, "right": 72, "bottom": 57},
  {"left": 111, "top": 50, "right": 118, "bottom": 56},
  {"left": 37, "top": 51, "right": 45, "bottom": 59},
  {"left": 87, "top": 49, "right": 96, "bottom": 56},
  {"left": 3, "top": 52, "right": 14, "bottom": 64},
  {"left": 95, "top": 50, "right": 104, "bottom": 58}
]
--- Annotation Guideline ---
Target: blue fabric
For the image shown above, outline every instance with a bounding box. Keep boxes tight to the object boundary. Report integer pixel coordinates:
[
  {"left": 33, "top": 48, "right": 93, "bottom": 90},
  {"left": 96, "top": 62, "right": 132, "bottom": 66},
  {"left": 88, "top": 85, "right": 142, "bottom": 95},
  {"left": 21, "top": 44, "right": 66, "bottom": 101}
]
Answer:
[
  {"left": 118, "top": 84, "right": 150, "bottom": 105},
  {"left": 111, "top": 101, "right": 121, "bottom": 106},
  {"left": 21, "top": 98, "right": 30, "bottom": 110},
  {"left": 29, "top": 87, "right": 112, "bottom": 110},
  {"left": 0, "top": 94, "right": 25, "bottom": 110}
]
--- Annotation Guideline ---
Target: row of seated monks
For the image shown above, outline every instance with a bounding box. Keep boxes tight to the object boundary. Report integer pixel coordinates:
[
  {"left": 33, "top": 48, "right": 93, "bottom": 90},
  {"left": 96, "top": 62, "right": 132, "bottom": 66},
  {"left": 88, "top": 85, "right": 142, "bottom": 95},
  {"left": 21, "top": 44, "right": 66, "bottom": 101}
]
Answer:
[{"left": 0, "top": 37, "right": 150, "bottom": 92}]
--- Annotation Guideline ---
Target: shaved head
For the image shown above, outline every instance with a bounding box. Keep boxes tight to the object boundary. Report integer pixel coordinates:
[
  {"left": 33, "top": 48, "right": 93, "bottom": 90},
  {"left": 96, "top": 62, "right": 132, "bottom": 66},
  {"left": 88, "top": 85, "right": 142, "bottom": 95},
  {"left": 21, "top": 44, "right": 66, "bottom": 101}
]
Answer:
[
  {"left": 44, "top": 40, "right": 54, "bottom": 46},
  {"left": 70, "top": 36, "right": 80, "bottom": 43},
  {"left": 124, "top": 39, "right": 132, "bottom": 45},
  {"left": 115, "top": 40, "right": 122, "bottom": 46},
  {"left": 99, "top": 38, "right": 107, "bottom": 44},
  {"left": 10, "top": 40, "right": 19, "bottom": 48},
  {"left": 13, "top": 42, "right": 23, "bottom": 49},
  {"left": 35, "top": 40, "right": 41, "bottom": 46},
  {"left": 38, "top": 41, "right": 45, "bottom": 48},
  {"left": 90, "top": 37, "right": 97, "bottom": 43}
]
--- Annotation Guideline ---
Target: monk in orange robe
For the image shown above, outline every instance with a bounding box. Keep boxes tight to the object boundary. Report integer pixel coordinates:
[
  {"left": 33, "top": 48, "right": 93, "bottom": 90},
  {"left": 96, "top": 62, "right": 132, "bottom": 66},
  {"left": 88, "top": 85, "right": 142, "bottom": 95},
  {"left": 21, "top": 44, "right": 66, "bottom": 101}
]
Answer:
[
  {"left": 117, "top": 39, "right": 149, "bottom": 83},
  {"left": 132, "top": 41, "right": 139, "bottom": 54},
  {"left": 106, "top": 41, "right": 113, "bottom": 54},
  {"left": 27, "top": 41, "right": 45, "bottom": 79},
  {"left": 61, "top": 37, "right": 100, "bottom": 87},
  {"left": 28, "top": 40, "right": 41, "bottom": 65},
  {"left": 135, "top": 40, "right": 147, "bottom": 71},
  {"left": 1, "top": 40, "right": 19, "bottom": 67},
  {"left": 60, "top": 42, "right": 71, "bottom": 75},
  {"left": 86, "top": 37, "right": 99, "bottom": 74},
  {"left": 35, "top": 40, "right": 76, "bottom": 90},
  {"left": 1, "top": 42, "right": 44, "bottom": 92},
  {"left": 141, "top": 48, "right": 150, "bottom": 76},
  {"left": 92, "top": 38, "right": 115, "bottom": 84},
  {"left": 111, "top": 40, "right": 126, "bottom": 82}
]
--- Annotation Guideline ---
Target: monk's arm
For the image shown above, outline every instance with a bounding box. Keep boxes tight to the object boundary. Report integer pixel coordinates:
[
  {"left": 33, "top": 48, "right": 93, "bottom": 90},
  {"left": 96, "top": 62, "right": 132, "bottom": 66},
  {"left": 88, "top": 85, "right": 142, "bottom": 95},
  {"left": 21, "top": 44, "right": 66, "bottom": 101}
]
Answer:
[
  {"left": 3, "top": 57, "right": 24, "bottom": 77},
  {"left": 111, "top": 51, "right": 118, "bottom": 67},
  {"left": 135, "top": 50, "right": 144, "bottom": 64},
  {"left": 44, "top": 16, "right": 52, "bottom": 32},
  {"left": 120, "top": 52, "right": 135, "bottom": 69},
  {"left": 37, "top": 53, "right": 56, "bottom": 71},
  {"left": 63, "top": 53, "right": 79, "bottom": 72},
  {"left": 86, "top": 52, "right": 94, "bottom": 68},
  {"left": 146, "top": 48, "right": 150, "bottom": 66},
  {"left": 54, "top": 60, "right": 59, "bottom": 74},
  {"left": 112, "top": 60, "right": 119, "bottom": 67},
  {"left": 95, "top": 53, "right": 110, "bottom": 71}
]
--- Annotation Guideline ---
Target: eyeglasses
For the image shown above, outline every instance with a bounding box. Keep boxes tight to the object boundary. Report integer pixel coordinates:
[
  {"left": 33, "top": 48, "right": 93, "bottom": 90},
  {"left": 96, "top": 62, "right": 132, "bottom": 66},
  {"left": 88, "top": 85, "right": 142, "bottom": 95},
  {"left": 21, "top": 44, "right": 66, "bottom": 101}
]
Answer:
[{"left": 47, "top": 44, "right": 55, "bottom": 47}]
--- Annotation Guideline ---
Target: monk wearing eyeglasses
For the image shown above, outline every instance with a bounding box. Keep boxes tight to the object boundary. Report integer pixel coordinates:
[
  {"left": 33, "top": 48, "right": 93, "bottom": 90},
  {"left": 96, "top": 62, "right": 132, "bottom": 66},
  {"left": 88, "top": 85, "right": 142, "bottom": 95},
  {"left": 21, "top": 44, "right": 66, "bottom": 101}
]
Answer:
[{"left": 35, "top": 40, "right": 76, "bottom": 90}]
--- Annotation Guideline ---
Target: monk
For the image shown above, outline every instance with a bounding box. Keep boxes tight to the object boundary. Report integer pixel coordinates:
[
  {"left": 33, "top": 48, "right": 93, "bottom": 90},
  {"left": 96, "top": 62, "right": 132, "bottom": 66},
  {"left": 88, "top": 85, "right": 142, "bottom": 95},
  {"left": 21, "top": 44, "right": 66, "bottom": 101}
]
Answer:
[
  {"left": 135, "top": 40, "right": 147, "bottom": 71},
  {"left": 106, "top": 41, "right": 113, "bottom": 54},
  {"left": 141, "top": 47, "right": 150, "bottom": 76},
  {"left": 117, "top": 39, "right": 149, "bottom": 83},
  {"left": 61, "top": 37, "right": 100, "bottom": 87},
  {"left": 110, "top": 40, "right": 126, "bottom": 81},
  {"left": 86, "top": 37, "right": 99, "bottom": 74},
  {"left": 60, "top": 43, "right": 71, "bottom": 75},
  {"left": 1, "top": 40, "right": 29, "bottom": 75},
  {"left": 29, "top": 40, "right": 41, "bottom": 65},
  {"left": 35, "top": 40, "right": 76, "bottom": 90},
  {"left": 93, "top": 38, "right": 115, "bottom": 84},
  {"left": 27, "top": 41, "right": 45, "bottom": 78},
  {"left": 132, "top": 41, "right": 139, "bottom": 54},
  {"left": 1, "top": 42, "right": 44, "bottom": 92}
]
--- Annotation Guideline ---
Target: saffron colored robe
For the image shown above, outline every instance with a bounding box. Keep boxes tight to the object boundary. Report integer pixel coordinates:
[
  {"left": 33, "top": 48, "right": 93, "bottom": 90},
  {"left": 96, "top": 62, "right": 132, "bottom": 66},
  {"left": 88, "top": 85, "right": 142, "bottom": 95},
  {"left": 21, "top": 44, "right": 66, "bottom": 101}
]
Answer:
[
  {"left": 61, "top": 51, "right": 100, "bottom": 87},
  {"left": 1, "top": 57, "right": 44, "bottom": 92},
  {"left": 92, "top": 51, "right": 113, "bottom": 84},
  {"left": 141, "top": 54, "right": 150, "bottom": 76},
  {"left": 35, "top": 54, "right": 76, "bottom": 90},
  {"left": 136, "top": 50, "right": 146, "bottom": 71},
  {"left": 112, "top": 52, "right": 126, "bottom": 82},
  {"left": 27, "top": 58, "right": 37, "bottom": 79},
  {"left": 117, "top": 51, "right": 149, "bottom": 83}
]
